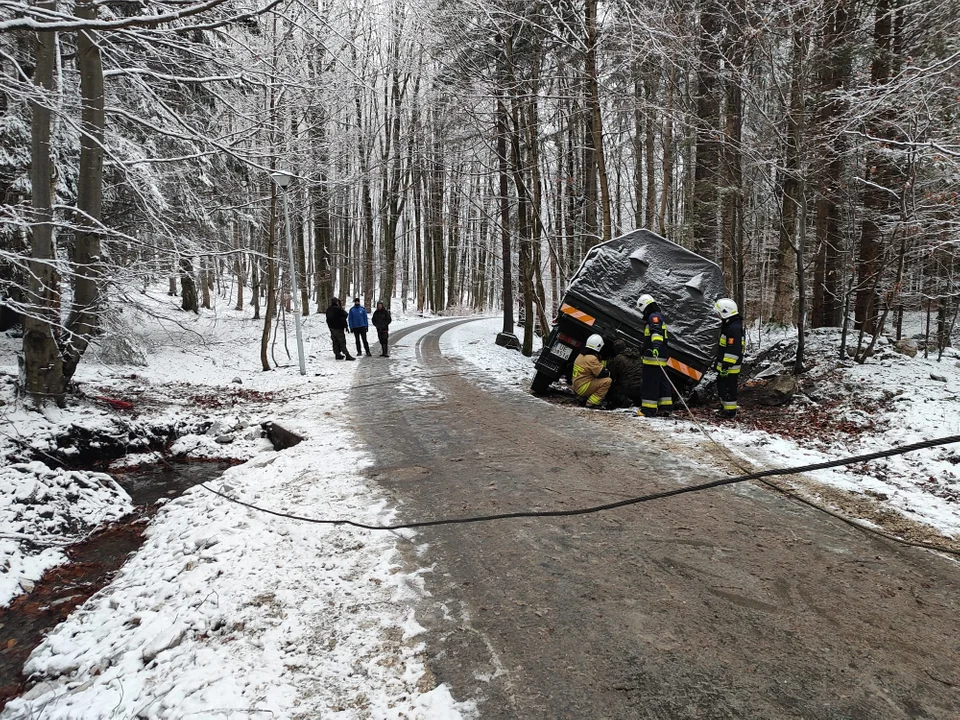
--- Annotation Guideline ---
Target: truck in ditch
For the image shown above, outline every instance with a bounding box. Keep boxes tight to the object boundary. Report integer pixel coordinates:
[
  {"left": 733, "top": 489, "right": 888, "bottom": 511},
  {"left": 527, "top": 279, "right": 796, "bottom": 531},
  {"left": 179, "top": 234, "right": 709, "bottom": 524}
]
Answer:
[{"left": 531, "top": 229, "right": 727, "bottom": 396}]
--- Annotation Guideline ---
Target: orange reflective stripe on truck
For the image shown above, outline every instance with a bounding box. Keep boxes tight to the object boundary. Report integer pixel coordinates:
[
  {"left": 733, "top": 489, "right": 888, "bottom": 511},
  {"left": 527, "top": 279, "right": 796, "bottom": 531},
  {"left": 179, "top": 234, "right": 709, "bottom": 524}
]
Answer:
[
  {"left": 666, "top": 357, "right": 702, "bottom": 382},
  {"left": 560, "top": 303, "right": 596, "bottom": 326}
]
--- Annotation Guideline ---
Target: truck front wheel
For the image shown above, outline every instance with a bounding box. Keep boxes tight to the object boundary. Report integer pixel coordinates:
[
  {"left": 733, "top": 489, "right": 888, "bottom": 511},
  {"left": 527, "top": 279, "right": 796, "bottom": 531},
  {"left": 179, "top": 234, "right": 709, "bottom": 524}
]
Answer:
[{"left": 531, "top": 371, "right": 554, "bottom": 395}]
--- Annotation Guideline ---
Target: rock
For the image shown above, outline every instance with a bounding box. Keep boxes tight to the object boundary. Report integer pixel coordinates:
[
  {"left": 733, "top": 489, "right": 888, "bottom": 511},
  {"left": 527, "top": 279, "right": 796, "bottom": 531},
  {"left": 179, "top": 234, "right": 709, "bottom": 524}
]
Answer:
[
  {"left": 206, "top": 420, "right": 228, "bottom": 437},
  {"left": 845, "top": 346, "right": 875, "bottom": 358},
  {"left": 215, "top": 434, "right": 235, "bottom": 444},
  {"left": 231, "top": 377, "right": 242, "bottom": 384},
  {"left": 495, "top": 332, "right": 521, "bottom": 351},
  {"left": 757, "top": 375, "right": 797, "bottom": 406},
  {"left": 753, "top": 362, "right": 785, "bottom": 381},
  {"left": 243, "top": 427, "right": 262, "bottom": 441},
  {"left": 193, "top": 534, "right": 219, "bottom": 550},
  {"left": 262, "top": 421, "right": 304, "bottom": 450},
  {"left": 142, "top": 625, "right": 188, "bottom": 664},
  {"left": 894, "top": 338, "right": 918, "bottom": 358},
  {"left": 930, "top": 373, "right": 947, "bottom": 383},
  {"left": 19, "top": 681, "right": 61, "bottom": 702}
]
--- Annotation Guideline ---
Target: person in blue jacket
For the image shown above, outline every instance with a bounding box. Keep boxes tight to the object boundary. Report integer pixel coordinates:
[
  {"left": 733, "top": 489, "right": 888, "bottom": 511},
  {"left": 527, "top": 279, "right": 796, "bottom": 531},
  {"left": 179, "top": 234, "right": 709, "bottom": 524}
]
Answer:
[{"left": 347, "top": 297, "right": 372, "bottom": 357}]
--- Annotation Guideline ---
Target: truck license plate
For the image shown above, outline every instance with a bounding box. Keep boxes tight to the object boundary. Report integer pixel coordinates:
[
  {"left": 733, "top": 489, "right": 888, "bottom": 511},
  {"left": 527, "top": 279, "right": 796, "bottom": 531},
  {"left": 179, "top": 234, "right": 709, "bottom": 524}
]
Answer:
[{"left": 552, "top": 343, "right": 573, "bottom": 361}]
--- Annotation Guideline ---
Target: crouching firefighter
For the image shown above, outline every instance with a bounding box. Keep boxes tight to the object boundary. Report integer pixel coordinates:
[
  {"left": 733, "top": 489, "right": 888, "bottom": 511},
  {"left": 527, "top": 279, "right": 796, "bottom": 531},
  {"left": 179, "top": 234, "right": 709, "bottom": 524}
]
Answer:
[
  {"left": 636, "top": 294, "right": 673, "bottom": 417},
  {"left": 714, "top": 298, "right": 744, "bottom": 418},
  {"left": 572, "top": 334, "right": 612, "bottom": 409}
]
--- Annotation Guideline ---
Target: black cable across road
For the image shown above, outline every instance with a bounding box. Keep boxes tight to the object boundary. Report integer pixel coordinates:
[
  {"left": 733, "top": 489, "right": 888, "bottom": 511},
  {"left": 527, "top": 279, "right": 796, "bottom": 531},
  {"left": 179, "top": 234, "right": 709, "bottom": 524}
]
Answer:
[{"left": 196, "top": 433, "right": 960, "bottom": 557}]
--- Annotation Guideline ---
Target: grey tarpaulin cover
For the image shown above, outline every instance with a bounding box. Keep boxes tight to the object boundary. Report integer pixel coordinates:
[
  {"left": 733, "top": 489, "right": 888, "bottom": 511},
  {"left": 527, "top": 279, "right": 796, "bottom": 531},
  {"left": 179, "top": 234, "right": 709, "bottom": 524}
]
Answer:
[{"left": 564, "top": 229, "right": 727, "bottom": 368}]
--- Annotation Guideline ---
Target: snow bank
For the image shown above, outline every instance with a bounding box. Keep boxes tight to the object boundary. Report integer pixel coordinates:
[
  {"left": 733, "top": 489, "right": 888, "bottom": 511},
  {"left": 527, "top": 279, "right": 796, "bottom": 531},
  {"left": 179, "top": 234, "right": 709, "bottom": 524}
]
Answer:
[
  {"left": 0, "top": 463, "right": 133, "bottom": 607},
  {"left": 5, "top": 442, "right": 467, "bottom": 719},
  {"left": 0, "top": 288, "right": 473, "bottom": 719}
]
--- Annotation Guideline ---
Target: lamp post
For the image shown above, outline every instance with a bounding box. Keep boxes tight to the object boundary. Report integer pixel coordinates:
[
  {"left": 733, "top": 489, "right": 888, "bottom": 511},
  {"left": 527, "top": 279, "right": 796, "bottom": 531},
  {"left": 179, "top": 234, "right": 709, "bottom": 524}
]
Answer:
[{"left": 270, "top": 170, "right": 306, "bottom": 375}]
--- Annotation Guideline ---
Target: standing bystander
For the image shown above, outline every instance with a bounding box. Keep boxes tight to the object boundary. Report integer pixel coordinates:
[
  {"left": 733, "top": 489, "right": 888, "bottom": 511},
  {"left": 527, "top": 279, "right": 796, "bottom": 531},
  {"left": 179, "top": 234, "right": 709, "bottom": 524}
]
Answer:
[
  {"left": 372, "top": 301, "right": 392, "bottom": 357},
  {"left": 348, "top": 298, "right": 372, "bottom": 357},
  {"left": 325, "top": 298, "right": 354, "bottom": 361}
]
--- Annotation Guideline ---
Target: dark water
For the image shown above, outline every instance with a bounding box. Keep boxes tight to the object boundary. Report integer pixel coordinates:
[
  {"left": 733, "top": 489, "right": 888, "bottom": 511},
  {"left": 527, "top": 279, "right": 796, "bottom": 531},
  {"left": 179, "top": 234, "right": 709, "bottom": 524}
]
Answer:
[
  {"left": 112, "top": 460, "right": 234, "bottom": 506},
  {"left": 0, "top": 460, "right": 234, "bottom": 710}
]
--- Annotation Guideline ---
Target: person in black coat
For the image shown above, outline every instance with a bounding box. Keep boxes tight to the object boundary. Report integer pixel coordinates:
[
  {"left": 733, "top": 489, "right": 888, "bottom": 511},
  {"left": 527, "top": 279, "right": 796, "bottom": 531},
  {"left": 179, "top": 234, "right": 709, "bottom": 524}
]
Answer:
[
  {"left": 372, "top": 301, "right": 392, "bottom": 357},
  {"left": 325, "top": 298, "right": 355, "bottom": 361},
  {"left": 607, "top": 339, "right": 644, "bottom": 408}
]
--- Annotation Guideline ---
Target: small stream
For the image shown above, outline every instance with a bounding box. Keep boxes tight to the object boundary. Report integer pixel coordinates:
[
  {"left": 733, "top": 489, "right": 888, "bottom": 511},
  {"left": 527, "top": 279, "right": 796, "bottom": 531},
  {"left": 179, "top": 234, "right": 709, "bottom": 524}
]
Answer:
[
  {"left": 115, "top": 460, "right": 233, "bottom": 507},
  {"left": 0, "top": 460, "right": 234, "bottom": 709}
]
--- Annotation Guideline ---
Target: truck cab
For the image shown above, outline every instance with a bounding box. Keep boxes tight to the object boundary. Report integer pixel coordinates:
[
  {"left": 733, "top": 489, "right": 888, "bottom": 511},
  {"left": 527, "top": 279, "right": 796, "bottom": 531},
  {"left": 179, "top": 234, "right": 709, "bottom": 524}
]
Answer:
[{"left": 532, "top": 229, "right": 726, "bottom": 396}]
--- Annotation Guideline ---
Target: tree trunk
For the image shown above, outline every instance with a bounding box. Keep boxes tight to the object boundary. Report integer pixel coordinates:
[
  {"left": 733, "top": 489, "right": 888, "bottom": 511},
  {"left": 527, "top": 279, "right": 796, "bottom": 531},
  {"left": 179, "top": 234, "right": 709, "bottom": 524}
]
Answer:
[
  {"left": 260, "top": 191, "right": 277, "bottom": 370},
  {"left": 355, "top": 91, "right": 374, "bottom": 309},
  {"left": 180, "top": 257, "right": 199, "bottom": 313},
  {"left": 811, "top": 0, "right": 852, "bottom": 328},
  {"left": 585, "top": 0, "right": 611, "bottom": 243},
  {"left": 233, "top": 221, "right": 244, "bottom": 311},
  {"left": 633, "top": 73, "right": 644, "bottom": 228},
  {"left": 23, "top": 0, "right": 64, "bottom": 406},
  {"left": 658, "top": 64, "right": 675, "bottom": 236},
  {"left": 413, "top": 165, "right": 425, "bottom": 313},
  {"left": 496, "top": 86, "right": 514, "bottom": 335},
  {"left": 446, "top": 169, "right": 461, "bottom": 309},
  {"left": 854, "top": 0, "right": 898, "bottom": 333},
  {"left": 770, "top": 17, "right": 806, "bottom": 326},
  {"left": 692, "top": 0, "right": 722, "bottom": 258},
  {"left": 62, "top": 0, "right": 104, "bottom": 383},
  {"left": 380, "top": 61, "right": 407, "bottom": 306},
  {"left": 721, "top": 0, "right": 746, "bottom": 308},
  {"left": 509, "top": 92, "right": 534, "bottom": 356},
  {"left": 295, "top": 205, "right": 308, "bottom": 316},
  {"left": 201, "top": 255, "right": 211, "bottom": 309}
]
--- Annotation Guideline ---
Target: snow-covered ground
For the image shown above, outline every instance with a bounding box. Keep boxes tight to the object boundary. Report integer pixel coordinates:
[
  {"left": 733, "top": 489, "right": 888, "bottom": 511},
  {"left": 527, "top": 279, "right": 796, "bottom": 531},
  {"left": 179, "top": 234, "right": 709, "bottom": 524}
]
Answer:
[
  {"left": 1, "top": 291, "right": 470, "bottom": 719},
  {"left": 1, "top": 290, "right": 958, "bottom": 718}
]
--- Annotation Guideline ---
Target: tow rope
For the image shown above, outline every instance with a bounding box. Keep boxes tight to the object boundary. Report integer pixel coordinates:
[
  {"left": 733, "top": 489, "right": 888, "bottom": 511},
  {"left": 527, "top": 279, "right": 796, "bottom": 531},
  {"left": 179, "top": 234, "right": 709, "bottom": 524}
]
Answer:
[{"left": 194, "top": 433, "right": 960, "bottom": 557}]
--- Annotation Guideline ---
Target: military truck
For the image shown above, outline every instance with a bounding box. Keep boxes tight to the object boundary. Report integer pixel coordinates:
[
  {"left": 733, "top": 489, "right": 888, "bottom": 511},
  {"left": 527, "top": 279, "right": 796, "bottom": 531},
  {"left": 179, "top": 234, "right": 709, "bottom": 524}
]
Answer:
[{"left": 531, "top": 229, "right": 727, "bottom": 395}]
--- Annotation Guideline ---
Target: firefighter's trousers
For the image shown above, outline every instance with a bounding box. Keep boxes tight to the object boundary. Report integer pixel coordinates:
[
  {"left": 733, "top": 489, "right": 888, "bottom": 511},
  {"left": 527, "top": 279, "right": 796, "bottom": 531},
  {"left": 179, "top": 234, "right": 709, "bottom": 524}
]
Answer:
[
  {"left": 574, "top": 376, "right": 612, "bottom": 407},
  {"left": 717, "top": 373, "right": 739, "bottom": 415},
  {"left": 640, "top": 362, "right": 673, "bottom": 416}
]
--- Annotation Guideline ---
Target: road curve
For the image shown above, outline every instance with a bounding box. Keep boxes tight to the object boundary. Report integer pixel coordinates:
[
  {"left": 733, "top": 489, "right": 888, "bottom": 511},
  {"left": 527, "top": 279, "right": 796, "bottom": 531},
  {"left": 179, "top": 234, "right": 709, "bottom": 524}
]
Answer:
[{"left": 350, "top": 318, "right": 960, "bottom": 719}]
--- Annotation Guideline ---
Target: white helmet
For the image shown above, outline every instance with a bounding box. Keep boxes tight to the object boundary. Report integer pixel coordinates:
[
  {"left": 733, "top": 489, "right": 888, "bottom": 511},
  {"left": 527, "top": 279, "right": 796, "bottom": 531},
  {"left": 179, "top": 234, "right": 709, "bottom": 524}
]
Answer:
[
  {"left": 585, "top": 334, "right": 604, "bottom": 351},
  {"left": 636, "top": 294, "right": 655, "bottom": 313},
  {"left": 715, "top": 298, "right": 739, "bottom": 319}
]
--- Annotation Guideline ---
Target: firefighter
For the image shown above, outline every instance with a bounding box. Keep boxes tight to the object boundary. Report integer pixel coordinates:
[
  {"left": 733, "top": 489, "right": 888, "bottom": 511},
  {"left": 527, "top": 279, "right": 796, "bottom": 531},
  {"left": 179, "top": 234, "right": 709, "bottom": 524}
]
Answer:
[
  {"left": 572, "top": 334, "right": 612, "bottom": 408},
  {"left": 714, "top": 297, "right": 744, "bottom": 418},
  {"left": 636, "top": 294, "right": 673, "bottom": 417}
]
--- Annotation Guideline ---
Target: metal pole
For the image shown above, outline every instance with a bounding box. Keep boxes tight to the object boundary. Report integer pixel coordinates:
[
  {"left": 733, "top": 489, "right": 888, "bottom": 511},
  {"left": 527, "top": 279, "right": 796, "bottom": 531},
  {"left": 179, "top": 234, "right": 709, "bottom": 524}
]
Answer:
[{"left": 279, "top": 187, "right": 307, "bottom": 375}]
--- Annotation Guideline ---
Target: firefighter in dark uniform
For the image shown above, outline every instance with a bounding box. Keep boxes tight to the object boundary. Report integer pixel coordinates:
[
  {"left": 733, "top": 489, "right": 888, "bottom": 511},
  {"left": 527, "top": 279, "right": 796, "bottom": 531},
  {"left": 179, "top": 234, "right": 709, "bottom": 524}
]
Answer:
[
  {"left": 714, "top": 298, "right": 744, "bottom": 418},
  {"left": 636, "top": 294, "right": 673, "bottom": 417}
]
